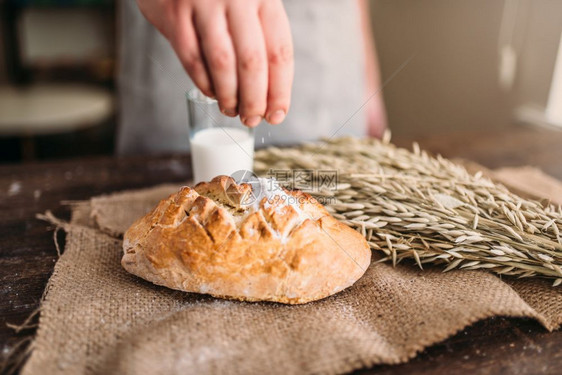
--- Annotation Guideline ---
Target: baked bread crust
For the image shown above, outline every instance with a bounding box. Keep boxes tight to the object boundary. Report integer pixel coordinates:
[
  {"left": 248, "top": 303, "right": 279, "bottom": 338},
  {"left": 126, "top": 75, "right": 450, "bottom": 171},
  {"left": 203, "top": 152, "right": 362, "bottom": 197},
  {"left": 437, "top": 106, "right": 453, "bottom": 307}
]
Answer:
[{"left": 122, "top": 176, "right": 371, "bottom": 304}]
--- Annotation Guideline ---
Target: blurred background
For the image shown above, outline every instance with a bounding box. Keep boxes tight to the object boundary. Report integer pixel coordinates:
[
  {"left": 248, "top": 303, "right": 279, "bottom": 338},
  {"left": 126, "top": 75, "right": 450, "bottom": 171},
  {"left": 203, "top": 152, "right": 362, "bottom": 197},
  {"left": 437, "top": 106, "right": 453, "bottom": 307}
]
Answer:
[{"left": 0, "top": 0, "right": 561, "bottom": 163}]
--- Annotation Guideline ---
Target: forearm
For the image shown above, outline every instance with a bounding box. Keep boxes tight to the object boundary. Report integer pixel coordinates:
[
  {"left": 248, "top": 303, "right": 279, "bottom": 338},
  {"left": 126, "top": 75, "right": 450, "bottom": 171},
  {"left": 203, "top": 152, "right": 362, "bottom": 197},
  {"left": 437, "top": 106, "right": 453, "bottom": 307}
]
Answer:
[
  {"left": 358, "top": 0, "right": 382, "bottom": 88},
  {"left": 357, "top": 0, "right": 388, "bottom": 137}
]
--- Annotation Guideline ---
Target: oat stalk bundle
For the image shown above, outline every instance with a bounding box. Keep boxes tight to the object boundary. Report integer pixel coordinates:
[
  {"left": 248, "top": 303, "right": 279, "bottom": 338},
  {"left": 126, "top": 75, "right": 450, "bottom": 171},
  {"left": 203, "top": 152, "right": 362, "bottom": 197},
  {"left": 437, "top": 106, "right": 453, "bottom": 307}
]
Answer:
[{"left": 254, "top": 135, "right": 562, "bottom": 286}]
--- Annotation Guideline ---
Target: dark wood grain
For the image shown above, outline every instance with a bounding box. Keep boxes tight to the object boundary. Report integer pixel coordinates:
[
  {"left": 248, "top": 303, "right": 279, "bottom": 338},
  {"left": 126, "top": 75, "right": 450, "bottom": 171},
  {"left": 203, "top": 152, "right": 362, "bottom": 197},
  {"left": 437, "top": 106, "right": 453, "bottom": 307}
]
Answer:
[
  {"left": 393, "top": 125, "right": 562, "bottom": 180},
  {"left": 0, "top": 153, "right": 192, "bottom": 373},
  {"left": 1, "top": 125, "right": 562, "bottom": 374}
]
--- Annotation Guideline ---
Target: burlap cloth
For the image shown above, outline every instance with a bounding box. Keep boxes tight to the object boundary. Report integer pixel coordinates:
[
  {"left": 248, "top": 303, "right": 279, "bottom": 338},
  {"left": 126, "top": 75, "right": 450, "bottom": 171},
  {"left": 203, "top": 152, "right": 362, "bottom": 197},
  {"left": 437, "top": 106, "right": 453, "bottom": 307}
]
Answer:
[{"left": 22, "top": 171, "right": 562, "bottom": 375}]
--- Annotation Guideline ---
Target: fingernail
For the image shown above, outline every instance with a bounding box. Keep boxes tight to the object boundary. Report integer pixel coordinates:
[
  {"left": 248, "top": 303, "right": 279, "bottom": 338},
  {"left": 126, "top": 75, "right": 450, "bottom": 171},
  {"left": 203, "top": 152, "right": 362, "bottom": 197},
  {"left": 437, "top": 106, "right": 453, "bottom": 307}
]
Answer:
[
  {"left": 268, "top": 110, "right": 286, "bottom": 125},
  {"left": 222, "top": 108, "right": 237, "bottom": 117},
  {"left": 243, "top": 116, "right": 262, "bottom": 127}
]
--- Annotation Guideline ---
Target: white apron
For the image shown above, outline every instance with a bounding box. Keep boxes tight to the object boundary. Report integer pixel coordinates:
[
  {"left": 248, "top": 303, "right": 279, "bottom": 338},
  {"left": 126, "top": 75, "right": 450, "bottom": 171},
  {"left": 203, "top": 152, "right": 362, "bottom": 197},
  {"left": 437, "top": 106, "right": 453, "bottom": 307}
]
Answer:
[{"left": 117, "top": 0, "right": 366, "bottom": 155}]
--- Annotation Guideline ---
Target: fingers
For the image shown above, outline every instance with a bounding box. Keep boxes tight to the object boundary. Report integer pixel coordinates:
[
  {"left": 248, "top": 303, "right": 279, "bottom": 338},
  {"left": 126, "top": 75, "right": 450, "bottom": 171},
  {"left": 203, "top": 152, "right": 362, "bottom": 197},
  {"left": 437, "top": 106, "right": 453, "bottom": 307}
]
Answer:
[
  {"left": 194, "top": 4, "right": 238, "bottom": 116},
  {"left": 259, "top": 0, "right": 294, "bottom": 125},
  {"left": 172, "top": 3, "right": 214, "bottom": 98},
  {"left": 228, "top": 4, "right": 268, "bottom": 127},
  {"left": 171, "top": 1, "right": 294, "bottom": 127}
]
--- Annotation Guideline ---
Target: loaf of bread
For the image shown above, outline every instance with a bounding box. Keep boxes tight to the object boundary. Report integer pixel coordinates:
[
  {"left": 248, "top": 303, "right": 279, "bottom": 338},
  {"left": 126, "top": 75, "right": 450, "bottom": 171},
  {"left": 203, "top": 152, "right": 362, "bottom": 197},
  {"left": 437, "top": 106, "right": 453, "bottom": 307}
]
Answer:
[{"left": 122, "top": 176, "right": 371, "bottom": 304}]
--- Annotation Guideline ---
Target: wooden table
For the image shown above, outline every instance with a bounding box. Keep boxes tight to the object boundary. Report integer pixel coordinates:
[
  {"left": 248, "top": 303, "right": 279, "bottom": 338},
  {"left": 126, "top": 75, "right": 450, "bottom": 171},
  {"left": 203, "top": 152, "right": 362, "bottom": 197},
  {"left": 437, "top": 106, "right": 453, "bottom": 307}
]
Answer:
[{"left": 1, "top": 125, "right": 561, "bottom": 374}]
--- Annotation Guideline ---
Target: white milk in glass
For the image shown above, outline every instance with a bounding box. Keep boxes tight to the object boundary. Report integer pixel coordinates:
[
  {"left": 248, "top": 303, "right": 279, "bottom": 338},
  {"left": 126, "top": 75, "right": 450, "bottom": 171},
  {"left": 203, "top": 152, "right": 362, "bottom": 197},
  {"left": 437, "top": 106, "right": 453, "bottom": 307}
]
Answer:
[{"left": 191, "top": 127, "right": 254, "bottom": 183}]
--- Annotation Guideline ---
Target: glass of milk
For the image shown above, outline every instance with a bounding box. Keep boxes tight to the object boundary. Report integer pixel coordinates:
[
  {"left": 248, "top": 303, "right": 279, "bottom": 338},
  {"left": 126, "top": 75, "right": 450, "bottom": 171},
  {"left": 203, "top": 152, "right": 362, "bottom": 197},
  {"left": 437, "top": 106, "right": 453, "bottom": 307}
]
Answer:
[{"left": 187, "top": 88, "right": 255, "bottom": 183}]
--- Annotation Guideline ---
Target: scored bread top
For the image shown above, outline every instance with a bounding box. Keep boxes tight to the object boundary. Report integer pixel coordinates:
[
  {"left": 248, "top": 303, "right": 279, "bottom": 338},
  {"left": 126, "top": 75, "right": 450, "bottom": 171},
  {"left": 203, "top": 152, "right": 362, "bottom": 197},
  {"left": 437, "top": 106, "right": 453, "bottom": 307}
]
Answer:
[{"left": 122, "top": 175, "right": 371, "bottom": 304}]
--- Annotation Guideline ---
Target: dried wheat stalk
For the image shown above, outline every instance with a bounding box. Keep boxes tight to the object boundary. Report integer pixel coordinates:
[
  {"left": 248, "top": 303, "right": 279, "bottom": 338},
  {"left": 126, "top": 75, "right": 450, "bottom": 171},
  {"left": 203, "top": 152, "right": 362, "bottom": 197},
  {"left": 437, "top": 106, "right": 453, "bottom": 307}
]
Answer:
[{"left": 254, "top": 134, "right": 562, "bottom": 286}]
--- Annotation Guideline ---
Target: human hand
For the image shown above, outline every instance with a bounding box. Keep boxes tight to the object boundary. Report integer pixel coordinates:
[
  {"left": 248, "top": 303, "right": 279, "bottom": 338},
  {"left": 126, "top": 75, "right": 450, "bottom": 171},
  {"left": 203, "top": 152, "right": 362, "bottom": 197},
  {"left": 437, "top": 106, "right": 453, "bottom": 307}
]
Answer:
[{"left": 136, "top": 0, "right": 294, "bottom": 127}]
